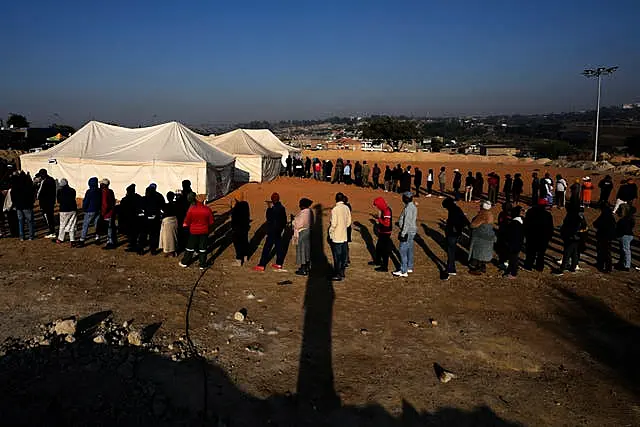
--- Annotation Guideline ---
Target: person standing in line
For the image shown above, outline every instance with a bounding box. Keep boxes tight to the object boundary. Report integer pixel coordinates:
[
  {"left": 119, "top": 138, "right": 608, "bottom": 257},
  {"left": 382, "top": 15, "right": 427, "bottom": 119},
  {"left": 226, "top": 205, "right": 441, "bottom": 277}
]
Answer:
[
  {"left": 401, "top": 166, "right": 412, "bottom": 193},
  {"left": 372, "top": 163, "right": 381, "bottom": 190},
  {"left": 465, "top": 171, "right": 475, "bottom": 202},
  {"left": 343, "top": 160, "right": 352, "bottom": 185},
  {"left": 392, "top": 164, "right": 402, "bottom": 192},
  {"left": 313, "top": 159, "right": 322, "bottom": 180},
  {"left": 581, "top": 176, "right": 594, "bottom": 208},
  {"left": 503, "top": 174, "right": 513, "bottom": 204},
  {"left": 159, "top": 191, "right": 179, "bottom": 257},
  {"left": 615, "top": 203, "right": 635, "bottom": 271},
  {"left": 354, "top": 161, "right": 363, "bottom": 187},
  {"left": 487, "top": 173, "right": 498, "bottom": 204},
  {"left": 613, "top": 178, "right": 638, "bottom": 213},
  {"left": 231, "top": 196, "right": 251, "bottom": 266},
  {"left": 468, "top": 201, "right": 496, "bottom": 275},
  {"left": 344, "top": 195, "right": 353, "bottom": 266},
  {"left": 13, "top": 172, "right": 36, "bottom": 241},
  {"left": 474, "top": 172, "right": 484, "bottom": 200},
  {"left": 452, "top": 169, "right": 462, "bottom": 201},
  {"left": 426, "top": 168, "right": 434, "bottom": 197},
  {"left": 176, "top": 180, "right": 196, "bottom": 250},
  {"left": 394, "top": 191, "right": 417, "bottom": 278},
  {"left": 294, "top": 157, "right": 304, "bottom": 178},
  {"left": 512, "top": 173, "right": 523, "bottom": 205},
  {"left": 438, "top": 166, "right": 446, "bottom": 195},
  {"left": 254, "top": 192, "right": 287, "bottom": 271},
  {"left": 369, "top": 197, "right": 393, "bottom": 272},
  {"left": 332, "top": 158, "right": 343, "bottom": 183},
  {"left": 305, "top": 157, "right": 312, "bottom": 178},
  {"left": 55, "top": 178, "right": 77, "bottom": 246},
  {"left": 328, "top": 192, "right": 351, "bottom": 281},
  {"left": 293, "top": 198, "right": 313, "bottom": 276},
  {"left": 555, "top": 174, "right": 567, "bottom": 209},
  {"left": 542, "top": 173, "right": 554, "bottom": 206},
  {"left": 568, "top": 178, "right": 582, "bottom": 210},
  {"left": 35, "top": 169, "right": 57, "bottom": 238},
  {"left": 442, "top": 197, "right": 470, "bottom": 278},
  {"left": 119, "top": 184, "right": 143, "bottom": 252},
  {"left": 139, "top": 183, "right": 165, "bottom": 255},
  {"left": 496, "top": 201, "right": 513, "bottom": 270},
  {"left": 503, "top": 206, "right": 524, "bottom": 279},
  {"left": 554, "top": 206, "right": 586, "bottom": 275},
  {"left": 523, "top": 198, "right": 554, "bottom": 272},
  {"left": 593, "top": 203, "right": 616, "bottom": 273},
  {"left": 598, "top": 175, "right": 614, "bottom": 206},
  {"left": 79, "top": 177, "right": 101, "bottom": 245},
  {"left": 362, "top": 161, "right": 370, "bottom": 188},
  {"left": 285, "top": 156, "right": 293, "bottom": 177},
  {"left": 99, "top": 179, "right": 117, "bottom": 249},
  {"left": 179, "top": 194, "right": 214, "bottom": 270},
  {"left": 531, "top": 172, "right": 540, "bottom": 207},
  {"left": 413, "top": 167, "right": 423, "bottom": 197},
  {"left": 383, "top": 165, "right": 393, "bottom": 192},
  {"left": 324, "top": 159, "right": 333, "bottom": 182}
]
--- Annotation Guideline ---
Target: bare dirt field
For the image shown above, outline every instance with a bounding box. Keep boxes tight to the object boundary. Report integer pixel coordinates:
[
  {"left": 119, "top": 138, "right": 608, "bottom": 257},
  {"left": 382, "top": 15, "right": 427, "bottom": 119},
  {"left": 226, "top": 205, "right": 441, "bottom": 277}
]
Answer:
[{"left": 0, "top": 154, "right": 639, "bottom": 426}]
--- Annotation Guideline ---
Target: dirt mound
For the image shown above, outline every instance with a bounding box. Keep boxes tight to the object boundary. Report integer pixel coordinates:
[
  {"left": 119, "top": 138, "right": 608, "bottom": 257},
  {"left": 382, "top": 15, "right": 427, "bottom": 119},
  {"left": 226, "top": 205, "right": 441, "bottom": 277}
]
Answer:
[{"left": 613, "top": 164, "right": 640, "bottom": 175}]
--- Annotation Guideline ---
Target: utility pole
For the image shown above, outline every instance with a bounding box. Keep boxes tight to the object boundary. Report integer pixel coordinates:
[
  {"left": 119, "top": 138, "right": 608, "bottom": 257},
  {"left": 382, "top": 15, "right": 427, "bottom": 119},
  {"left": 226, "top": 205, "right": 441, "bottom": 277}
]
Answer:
[{"left": 582, "top": 66, "right": 618, "bottom": 162}]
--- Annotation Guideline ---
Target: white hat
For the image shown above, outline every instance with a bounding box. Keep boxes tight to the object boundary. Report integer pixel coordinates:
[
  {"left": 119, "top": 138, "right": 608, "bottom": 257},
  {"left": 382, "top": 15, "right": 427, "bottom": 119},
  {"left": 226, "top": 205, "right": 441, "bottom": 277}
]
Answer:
[
  {"left": 480, "top": 200, "right": 492, "bottom": 210},
  {"left": 582, "top": 176, "right": 590, "bottom": 181},
  {"left": 454, "top": 168, "right": 460, "bottom": 172},
  {"left": 100, "top": 178, "right": 110, "bottom": 186},
  {"left": 59, "top": 178, "right": 68, "bottom": 186}
]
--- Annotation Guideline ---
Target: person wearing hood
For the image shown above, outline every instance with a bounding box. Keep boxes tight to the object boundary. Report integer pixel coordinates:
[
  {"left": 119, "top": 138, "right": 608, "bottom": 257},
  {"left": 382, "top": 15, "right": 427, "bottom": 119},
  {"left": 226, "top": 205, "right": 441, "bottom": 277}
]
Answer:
[
  {"left": 593, "top": 203, "right": 616, "bottom": 273},
  {"left": 118, "top": 184, "right": 143, "bottom": 251},
  {"left": 452, "top": 169, "right": 462, "bottom": 201},
  {"left": 231, "top": 195, "right": 251, "bottom": 266},
  {"left": 293, "top": 198, "right": 313, "bottom": 276},
  {"left": 80, "top": 177, "right": 102, "bottom": 245},
  {"left": 99, "top": 178, "right": 117, "bottom": 249},
  {"left": 139, "top": 183, "right": 165, "bottom": 255},
  {"left": 55, "top": 178, "right": 77, "bottom": 245},
  {"left": 512, "top": 173, "right": 523, "bottom": 205},
  {"left": 394, "top": 192, "right": 417, "bottom": 277},
  {"left": 362, "top": 161, "right": 370, "bottom": 188},
  {"left": 442, "top": 197, "right": 470, "bottom": 277},
  {"left": 468, "top": 201, "right": 496, "bottom": 275},
  {"left": 523, "top": 198, "right": 554, "bottom": 272},
  {"left": 598, "top": 175, "right": 614, "bottom": 205},
  {"left": 329, "top": 192, "right": 351, "bottom": 281},
  {"left": 581, "top": 177, "right": 594, "bottom": 207},
  {"left": 554, "top": 206, "right": 587, "bottom": 275},
  {"left": 159, "top": 191, "right": 179, "bottom": 257},
  {"left": 254, "top": 192, "right": 287, "bottom": 271},
  {"left": 504, "top": 206, "right": 524, "bottom": 278},
  {"left": 615, "top": 203, "right": 635, "bottom": 271},
  {"left": 179, "top": 194, "right": 214, "bottom": 269},
  {"left": 12, "top": 172, "right": 36, "bottom": 241},
  {"left": 370, "top": 197, "right": 393, "bottom": 272},
  {"left": 503, "top": 174, "right": 513, "bottom": 204},
  {"left": 465, "top": 171, "right": 475, "bottom": 202},
  {"left": 35, "top": 169, "right": 57, "bottom": 238},
  {"left": 413, "top": 167, "right": 422, "bottom": 197},
  {"left": 555, "top": 174, "right": 567, "bottom": 209}
]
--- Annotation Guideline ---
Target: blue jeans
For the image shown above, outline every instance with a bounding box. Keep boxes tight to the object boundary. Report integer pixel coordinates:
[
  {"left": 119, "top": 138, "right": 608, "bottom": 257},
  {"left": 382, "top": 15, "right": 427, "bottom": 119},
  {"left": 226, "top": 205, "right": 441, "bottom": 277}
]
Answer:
[
  {"left": 17, "top": 209, "right": 35, "bottom": 240},
  {"left": 81, "top": 211, "right": 100, "bottom": 241},
  {"left": 446, "top": 235, "right": 459, "bottom": 273},
  {"left": 106, "top": 217, "right": 117, "bottom": 244},
  {"left": 399, "top": 232, "right": 415, "bottom": 273},
  {"left": 619, "top": 235, "right": 633, "bottom": 268},
  {"left": 331, "top": 242, "right": 348, "bottom": 277}
]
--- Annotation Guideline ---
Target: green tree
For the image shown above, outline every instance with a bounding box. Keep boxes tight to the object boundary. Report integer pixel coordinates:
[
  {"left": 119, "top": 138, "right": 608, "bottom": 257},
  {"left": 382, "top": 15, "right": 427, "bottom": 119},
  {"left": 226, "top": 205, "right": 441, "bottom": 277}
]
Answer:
[
  {"left": 7, "top": 113, "right": 29, "bottom": 128},
  {"left": 50, "top": 124, "right": 76, "bottom": 135},
  {"left": 361, "top": 116, "right": 419, "bottom": 150}
]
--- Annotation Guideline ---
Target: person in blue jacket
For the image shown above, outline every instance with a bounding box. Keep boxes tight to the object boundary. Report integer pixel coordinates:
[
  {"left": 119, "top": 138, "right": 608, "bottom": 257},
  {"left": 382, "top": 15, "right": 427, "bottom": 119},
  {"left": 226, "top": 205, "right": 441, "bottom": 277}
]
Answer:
[{"left": 79, "top": 177, "right": 101, "bottom": 244}]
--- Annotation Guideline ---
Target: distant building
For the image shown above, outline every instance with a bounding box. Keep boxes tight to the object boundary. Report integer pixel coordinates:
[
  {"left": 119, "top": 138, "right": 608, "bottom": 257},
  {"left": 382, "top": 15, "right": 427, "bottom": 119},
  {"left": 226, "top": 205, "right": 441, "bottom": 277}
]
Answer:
[
  {"left": 479, "top": 144, "right": 520, "bottom": 156},
  {"left": 327, "top": 138, "right": 362, "bottom": 150}
]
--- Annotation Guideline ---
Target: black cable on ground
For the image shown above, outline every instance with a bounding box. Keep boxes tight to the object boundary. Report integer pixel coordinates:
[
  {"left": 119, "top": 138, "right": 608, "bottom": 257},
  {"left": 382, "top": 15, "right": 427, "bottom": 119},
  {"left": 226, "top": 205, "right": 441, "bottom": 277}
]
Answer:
[{"left": 185, "top": 266, "right": 211, "bottom": 426}]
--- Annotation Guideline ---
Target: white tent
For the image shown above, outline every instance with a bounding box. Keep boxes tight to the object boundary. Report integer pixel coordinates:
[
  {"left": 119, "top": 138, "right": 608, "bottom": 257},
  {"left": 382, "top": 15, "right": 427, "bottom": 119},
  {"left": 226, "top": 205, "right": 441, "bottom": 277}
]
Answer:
[
  {"left": 242, "top": 129, "right": 301, "bottom": 167},
  {"left": 205, "top": 129, "right": 281, "bottom": 183},
  {"left": 20, "top": 121, "right": 235, "bottom": 200}
]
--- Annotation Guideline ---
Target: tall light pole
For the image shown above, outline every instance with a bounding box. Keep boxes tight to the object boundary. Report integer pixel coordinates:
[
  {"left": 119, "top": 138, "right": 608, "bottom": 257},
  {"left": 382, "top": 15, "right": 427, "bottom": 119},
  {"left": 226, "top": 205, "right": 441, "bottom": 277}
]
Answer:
[{"left": 582, "top": 66, "right": 618, "bottom": 162}]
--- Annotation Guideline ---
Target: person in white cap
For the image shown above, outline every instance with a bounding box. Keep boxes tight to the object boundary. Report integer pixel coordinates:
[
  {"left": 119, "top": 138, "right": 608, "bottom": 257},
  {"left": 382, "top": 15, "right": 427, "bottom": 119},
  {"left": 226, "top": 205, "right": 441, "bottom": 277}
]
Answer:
[
  {"left": 99, "top": 178, "right": 117, "bottom": 249},
  {"left": 469, "top": 200, "right": 496, "bottom": 275},
  {"left": 55, "top": 178, "right": 78, "bottom": 246}
]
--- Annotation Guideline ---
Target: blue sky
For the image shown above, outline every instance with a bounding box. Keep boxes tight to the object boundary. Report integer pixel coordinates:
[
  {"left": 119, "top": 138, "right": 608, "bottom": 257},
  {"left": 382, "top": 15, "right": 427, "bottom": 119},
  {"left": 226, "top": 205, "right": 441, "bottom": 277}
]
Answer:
[{"left": 1, "top": 0, "right": 638, "bottom": 127}]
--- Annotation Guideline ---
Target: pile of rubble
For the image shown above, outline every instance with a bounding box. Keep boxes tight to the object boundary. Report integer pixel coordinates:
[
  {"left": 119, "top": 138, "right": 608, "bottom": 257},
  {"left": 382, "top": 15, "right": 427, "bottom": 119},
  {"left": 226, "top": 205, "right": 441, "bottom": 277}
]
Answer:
[{"left": 544, "top": 159, "right": 640, "bottom": 175}]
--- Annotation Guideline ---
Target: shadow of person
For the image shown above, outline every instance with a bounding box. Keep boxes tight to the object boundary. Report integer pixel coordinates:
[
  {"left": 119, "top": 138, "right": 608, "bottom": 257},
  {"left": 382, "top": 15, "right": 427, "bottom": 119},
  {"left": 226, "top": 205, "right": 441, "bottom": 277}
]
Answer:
[
  {"left": 247, "top": 222, "right": 268, "bottom": 260},
  {"left": 353, "top": 221, "right": 376, "bottom": 262},
  {"left": 414, "top": 234, "right": 449, "bottom": 280},
  {"left": 422, "top": 223, "right": 469, "bottom": 267}
]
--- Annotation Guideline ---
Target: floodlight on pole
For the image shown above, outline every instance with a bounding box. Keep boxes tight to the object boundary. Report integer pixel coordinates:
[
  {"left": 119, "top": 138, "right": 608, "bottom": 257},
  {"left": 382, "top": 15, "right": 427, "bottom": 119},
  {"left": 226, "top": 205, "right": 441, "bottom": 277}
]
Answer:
[{"left": 582, "top": 66, "right": 618, "bottom": 162}]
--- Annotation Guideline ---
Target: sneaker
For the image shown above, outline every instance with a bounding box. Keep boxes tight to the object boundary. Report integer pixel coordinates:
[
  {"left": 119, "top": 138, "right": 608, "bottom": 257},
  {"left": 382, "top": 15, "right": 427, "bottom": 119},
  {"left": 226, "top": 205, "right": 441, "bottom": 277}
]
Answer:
[
  {"left": 271, "top": 264, "right": 283, "bottom": 270},
  {"left": 407, "top": 269, "right": 414, "bottom": 273},
  {"left": 448, "top": 272, "right": 457, "bottom": 276},
  {"left": 95, "top": 236, "right": 100, "bottom": 241},
  {"left": 45, "top": 233, "right": 57, "bottom": 239},
  {"left": 253, "top": 266, "right": 265, "bottom": 272},
  {"left": 199, "top": 266, "right": 206, "bottom": 270},
  {"left": 179, "top": 262, "right": 188, "bottom": 268},
  {"left": 392, "top": 271, "right": 408, "bottom": 278}
]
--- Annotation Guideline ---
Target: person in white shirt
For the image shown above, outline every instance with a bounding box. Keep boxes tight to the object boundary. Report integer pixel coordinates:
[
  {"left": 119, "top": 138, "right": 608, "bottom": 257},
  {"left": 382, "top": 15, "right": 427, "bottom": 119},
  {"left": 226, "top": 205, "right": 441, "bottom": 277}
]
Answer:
[
  {"left": 555, "top": 174, "right": 567, "bottom": 209},
  {"left": 328, "top": 192, "right": 352, "bottom": 281}
]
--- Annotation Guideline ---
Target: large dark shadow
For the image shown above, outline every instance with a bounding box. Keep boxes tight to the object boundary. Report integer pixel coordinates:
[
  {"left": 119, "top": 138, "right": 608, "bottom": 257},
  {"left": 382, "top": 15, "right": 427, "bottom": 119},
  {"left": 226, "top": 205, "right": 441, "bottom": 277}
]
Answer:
[
  {"left": 422, "top": 223, "right": 469, "bottom": 267},
  {"left": 247, "top": 222, "right": 268, "bottom": 260},
  {"left": 353, "top": 220, "right": 376, "bottom": 262},
  {"left": 544, "top": 286, "right": 640, "bottom": 396},
  {"left": 414, "top": 234, "right": 449, "bottom": 280}
]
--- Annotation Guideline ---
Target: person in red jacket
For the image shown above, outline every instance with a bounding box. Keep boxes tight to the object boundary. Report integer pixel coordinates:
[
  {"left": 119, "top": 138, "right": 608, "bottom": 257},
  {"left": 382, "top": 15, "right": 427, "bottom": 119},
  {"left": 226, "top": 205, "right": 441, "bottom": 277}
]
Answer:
[
  {"left": 368, "top": 197, "right": 393, "bottom": 272},
  {"left": 100, "top": 178, "right": 117, "bottom": 249},
  {"left": 179, "top": 194, "right": 214, "bottom": 270}
]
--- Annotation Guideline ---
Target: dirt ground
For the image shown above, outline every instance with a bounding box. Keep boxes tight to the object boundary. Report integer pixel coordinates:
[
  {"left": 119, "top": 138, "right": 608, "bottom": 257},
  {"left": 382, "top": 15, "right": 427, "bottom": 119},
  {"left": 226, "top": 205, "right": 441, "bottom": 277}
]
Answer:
[{"left": 0, "top": 155, "right": 639, "bottom": 426}]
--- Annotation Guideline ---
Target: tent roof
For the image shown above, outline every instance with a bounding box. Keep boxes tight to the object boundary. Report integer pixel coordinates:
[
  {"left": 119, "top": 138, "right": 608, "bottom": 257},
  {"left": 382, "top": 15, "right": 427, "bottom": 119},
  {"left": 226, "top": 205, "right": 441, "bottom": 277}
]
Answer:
[
  {"left": 22, "top": 121, "right": 234, "bottom": 166},
  {"left": 242, "top": 129, "right": 300, "bottom": 153},
  {"left": 206, "top": 129, "right": 282, "bottom": 158}
]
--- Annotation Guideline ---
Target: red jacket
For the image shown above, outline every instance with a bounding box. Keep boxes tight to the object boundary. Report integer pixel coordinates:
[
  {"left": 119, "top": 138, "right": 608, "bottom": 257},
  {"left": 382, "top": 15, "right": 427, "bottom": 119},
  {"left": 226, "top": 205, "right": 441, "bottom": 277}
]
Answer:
[
  {"left": 373, "top": 197, "right": 392, "bottom": 235},
  {"left": 101, "top": 188, "right": 116, "bottom": 219},
  {"left": 183, "top": 202, "right": 214, "bottom": 235}
]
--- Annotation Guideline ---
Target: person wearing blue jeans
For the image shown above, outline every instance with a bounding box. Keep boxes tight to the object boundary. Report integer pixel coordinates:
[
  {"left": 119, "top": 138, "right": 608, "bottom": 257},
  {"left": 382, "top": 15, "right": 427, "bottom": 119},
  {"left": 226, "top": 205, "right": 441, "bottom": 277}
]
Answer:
[
  {"left": 79, "top": 177, "right": 102, "bottom": 244},
  {"left": 17, "top": 209, "right": 35, "bottom": 240},
  {"left": 442, "top": 197, "right": 470, "bottom": 278},
  {"left": 81, "top": 211, "right": 100, "bottom": 242},
  {"left": 394, "top": 192, "right": 418, "bottom": 278},
  {"left": 615, "top": 203, "right": 635, "bottom": 271}
]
